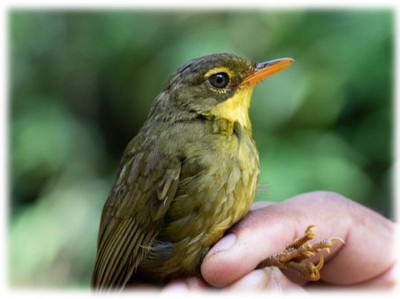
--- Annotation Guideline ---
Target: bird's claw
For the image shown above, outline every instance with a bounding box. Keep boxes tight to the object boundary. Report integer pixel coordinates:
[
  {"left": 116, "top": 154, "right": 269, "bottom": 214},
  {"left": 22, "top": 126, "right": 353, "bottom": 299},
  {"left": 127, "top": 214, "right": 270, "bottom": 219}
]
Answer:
[{"left": 257, "top": 225, "right": 345, "bottom": 282}]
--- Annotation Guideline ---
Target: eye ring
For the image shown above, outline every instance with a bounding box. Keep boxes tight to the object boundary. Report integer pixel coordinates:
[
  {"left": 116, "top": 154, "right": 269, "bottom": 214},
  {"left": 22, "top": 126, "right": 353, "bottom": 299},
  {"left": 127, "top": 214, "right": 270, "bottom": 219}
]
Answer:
[{"left": 208, "top": 72, "right": 230, "bottom": 89}]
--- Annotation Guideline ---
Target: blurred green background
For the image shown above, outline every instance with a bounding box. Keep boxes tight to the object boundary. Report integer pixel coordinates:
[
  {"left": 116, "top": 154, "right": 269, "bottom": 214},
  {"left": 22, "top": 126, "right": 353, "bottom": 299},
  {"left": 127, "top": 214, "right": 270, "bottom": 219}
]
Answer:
[{"left": 9, "top": 10, "right": 393, "bottom": 288}]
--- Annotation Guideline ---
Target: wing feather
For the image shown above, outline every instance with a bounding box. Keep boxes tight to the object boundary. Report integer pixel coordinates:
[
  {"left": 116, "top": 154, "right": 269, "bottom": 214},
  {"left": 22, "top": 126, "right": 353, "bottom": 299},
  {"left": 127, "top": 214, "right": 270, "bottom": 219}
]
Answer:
[{"left": 91, "top": 148, "right": 181, "bottom": 290}]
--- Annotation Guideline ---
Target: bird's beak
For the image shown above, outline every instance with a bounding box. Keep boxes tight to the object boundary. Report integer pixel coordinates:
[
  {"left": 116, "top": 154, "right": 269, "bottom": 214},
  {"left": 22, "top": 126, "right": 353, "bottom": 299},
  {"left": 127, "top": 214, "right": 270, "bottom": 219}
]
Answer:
[{"left": 241, "top": 58, "right": 295, "bottom": 87}]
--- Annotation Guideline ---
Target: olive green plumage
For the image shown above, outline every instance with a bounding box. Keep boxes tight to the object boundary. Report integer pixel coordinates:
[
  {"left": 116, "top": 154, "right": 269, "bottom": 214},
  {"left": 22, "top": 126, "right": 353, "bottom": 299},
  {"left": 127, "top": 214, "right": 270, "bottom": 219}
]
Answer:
[{"left": 92, "top": 53, "right": 261, "bottom": 290}]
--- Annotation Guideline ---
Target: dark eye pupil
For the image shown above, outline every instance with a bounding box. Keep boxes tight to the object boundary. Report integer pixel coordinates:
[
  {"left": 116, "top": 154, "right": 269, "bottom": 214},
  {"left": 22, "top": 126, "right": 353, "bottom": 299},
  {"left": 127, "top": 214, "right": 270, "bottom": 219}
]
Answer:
[
  {"left": 209, "top": 72, "right": 229, "bottom": 89},
  {"left": 215, "top": 74, "right": 224, "bottom": 84}
]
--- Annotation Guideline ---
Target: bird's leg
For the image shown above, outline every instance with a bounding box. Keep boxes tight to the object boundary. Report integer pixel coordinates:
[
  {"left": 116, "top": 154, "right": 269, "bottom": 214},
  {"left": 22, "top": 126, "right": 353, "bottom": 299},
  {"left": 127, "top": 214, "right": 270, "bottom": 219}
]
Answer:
[{"left": 257, "top": 225, "right": 344, "bottom": 281}]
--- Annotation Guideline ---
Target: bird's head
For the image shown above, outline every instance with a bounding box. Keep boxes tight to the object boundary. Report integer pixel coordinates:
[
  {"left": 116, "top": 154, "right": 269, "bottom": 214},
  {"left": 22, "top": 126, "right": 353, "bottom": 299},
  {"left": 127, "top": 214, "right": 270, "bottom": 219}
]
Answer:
[{"left": 149, "top": 53, "right": 294, "bottom": 129}]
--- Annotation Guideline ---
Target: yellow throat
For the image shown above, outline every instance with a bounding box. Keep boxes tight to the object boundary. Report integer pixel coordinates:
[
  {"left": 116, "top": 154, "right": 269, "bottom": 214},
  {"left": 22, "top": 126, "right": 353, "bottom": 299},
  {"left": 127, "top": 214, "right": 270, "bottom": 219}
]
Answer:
[{"left": 207, "top": 86, "right": 254, "bottom": 130}]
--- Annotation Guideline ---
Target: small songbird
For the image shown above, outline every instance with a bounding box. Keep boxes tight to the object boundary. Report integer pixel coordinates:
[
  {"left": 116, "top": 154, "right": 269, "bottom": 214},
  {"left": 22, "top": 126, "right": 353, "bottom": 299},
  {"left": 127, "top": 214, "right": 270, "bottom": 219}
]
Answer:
[{"left": 91, "top": 53, "right": 339, "bottom": 290}]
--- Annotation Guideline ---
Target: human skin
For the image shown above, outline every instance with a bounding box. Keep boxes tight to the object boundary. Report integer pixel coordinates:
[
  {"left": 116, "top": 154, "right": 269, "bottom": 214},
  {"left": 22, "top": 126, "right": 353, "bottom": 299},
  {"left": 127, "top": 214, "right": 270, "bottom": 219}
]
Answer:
[{"left": 163, "top": 191, "right": 397, "bottom": 292}]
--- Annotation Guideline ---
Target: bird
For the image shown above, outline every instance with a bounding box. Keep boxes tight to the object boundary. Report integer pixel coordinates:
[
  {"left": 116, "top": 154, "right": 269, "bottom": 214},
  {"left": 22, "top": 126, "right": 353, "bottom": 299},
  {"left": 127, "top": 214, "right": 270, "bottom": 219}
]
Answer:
[{"left": 91, "top": 53, "right": 340, "bottom": 290}]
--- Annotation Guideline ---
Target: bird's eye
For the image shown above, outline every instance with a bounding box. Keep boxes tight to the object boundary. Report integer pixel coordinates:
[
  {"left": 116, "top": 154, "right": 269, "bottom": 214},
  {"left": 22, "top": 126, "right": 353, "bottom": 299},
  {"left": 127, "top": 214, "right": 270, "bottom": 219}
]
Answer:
[{"left": 208, "top": 72, "right": 230, "bottom": 89}]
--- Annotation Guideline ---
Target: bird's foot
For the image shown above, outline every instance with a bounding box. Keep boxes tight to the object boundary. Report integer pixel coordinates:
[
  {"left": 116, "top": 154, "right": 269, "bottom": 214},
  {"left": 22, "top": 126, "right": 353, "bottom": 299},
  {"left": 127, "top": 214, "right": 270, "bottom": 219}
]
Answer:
[{"left": 257, "top": 225, "right": 344, "bottom": 281}]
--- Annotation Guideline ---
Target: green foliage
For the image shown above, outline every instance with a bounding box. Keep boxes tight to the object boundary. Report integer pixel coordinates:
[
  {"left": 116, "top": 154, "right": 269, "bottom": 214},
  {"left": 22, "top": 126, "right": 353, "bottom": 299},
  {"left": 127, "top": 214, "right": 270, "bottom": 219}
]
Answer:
[{"left": 9, "top": 10, "right": 393, "bottom": 288}]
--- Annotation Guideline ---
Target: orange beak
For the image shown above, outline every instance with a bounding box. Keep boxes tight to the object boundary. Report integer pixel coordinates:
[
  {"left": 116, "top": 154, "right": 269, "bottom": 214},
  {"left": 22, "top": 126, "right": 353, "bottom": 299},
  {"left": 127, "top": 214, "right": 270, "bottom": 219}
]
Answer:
[{"left": 241, "top": 58, "right": 294, "bottom": 87}]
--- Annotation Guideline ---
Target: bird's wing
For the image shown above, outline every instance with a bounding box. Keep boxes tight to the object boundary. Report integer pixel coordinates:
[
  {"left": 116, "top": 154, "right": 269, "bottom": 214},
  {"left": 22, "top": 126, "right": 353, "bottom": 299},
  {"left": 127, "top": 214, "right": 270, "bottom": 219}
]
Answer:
[{"left": 91, "top": 149, "right": 181, "bottom": 290}]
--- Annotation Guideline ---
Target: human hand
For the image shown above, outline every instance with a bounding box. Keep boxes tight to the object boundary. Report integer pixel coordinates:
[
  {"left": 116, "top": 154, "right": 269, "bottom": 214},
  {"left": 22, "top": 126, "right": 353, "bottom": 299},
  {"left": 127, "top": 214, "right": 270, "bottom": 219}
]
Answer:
[{"left": 164, "top": 191, "right": 397, "bottom": 292}]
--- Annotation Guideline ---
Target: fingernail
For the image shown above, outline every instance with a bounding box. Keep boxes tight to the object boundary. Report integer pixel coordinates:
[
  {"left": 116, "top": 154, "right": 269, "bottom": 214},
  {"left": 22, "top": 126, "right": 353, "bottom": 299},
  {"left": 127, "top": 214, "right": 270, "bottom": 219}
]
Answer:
[{"left": 208, "top": 233, "right": 237, "bottom": 255}]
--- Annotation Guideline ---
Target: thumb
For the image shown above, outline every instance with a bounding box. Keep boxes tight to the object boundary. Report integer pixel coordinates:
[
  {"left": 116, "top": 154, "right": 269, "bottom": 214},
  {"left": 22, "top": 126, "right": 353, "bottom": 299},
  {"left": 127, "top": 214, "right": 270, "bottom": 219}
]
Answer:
[
  {"left": 201, "top": 192, "right": 350, "bottom": 288},
  {"left": 201, "top": 204, "right": 298, "bottom": 287}
]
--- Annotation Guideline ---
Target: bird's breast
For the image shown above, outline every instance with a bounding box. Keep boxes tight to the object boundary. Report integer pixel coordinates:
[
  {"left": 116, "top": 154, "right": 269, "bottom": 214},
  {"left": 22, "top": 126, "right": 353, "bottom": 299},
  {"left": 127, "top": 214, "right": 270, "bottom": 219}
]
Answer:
[{"left": 139, "top": 120, "right": 259, "bottom": 281}]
